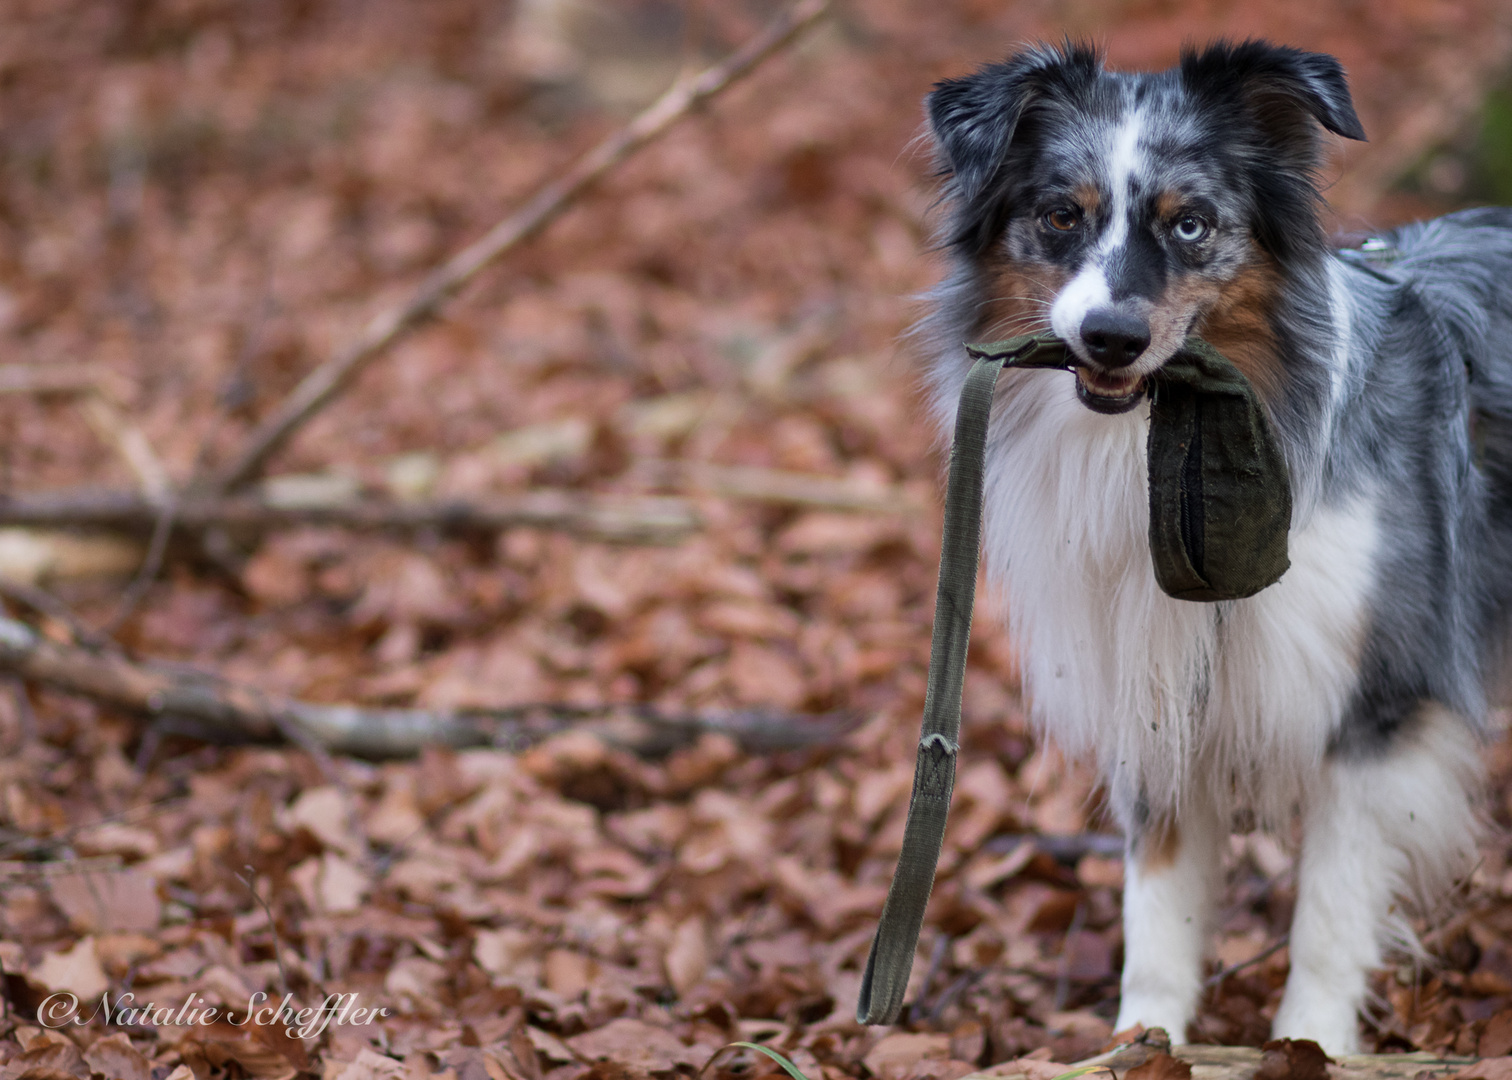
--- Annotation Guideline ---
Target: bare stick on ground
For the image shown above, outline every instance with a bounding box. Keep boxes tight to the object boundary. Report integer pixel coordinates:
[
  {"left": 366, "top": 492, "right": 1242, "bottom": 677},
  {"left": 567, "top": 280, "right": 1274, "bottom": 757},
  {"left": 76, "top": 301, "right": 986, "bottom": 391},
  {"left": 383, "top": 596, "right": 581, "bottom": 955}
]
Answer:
[
  {"left": 0, "top": 365, "right": 103, "bottom": 396},
  {"left": 0, "top": 488, "right": 701, "bottom": 545},
  {"left": 203, "top": 0, "right": 831, "bottom": 495},
  {"left": 1048, "top": 1043, "right": 1472, "bottom": 1080},
  {"left": 630, "top": 459, "right": 922, "bottom": 514},
  {"left": 0, "top": 613, "right": 859, "bottom": 759}
]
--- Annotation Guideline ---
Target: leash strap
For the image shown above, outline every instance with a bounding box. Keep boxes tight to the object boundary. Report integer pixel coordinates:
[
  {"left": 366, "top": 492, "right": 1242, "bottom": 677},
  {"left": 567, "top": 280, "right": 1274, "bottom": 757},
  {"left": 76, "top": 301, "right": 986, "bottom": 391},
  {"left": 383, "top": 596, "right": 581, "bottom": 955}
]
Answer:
[{"left": 856, "top": 346, "right": 1010, "bottom": 1025}]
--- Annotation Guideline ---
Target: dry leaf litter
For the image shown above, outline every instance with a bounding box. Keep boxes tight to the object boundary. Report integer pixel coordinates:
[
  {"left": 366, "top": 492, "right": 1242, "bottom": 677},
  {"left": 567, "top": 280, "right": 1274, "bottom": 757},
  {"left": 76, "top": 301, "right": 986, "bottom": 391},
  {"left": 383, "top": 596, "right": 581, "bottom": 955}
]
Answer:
[{"left": 1, "top": 2, "right": 1512, "bottom": 1080}]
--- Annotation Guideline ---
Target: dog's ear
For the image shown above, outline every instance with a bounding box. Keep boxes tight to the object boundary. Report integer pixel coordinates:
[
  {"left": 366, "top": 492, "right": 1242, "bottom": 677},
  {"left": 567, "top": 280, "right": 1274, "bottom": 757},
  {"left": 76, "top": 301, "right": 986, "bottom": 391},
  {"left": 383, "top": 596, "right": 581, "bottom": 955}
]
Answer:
[
  {"left": 926, "top": 44, "right": 1099, "bottom": 204},
  {"left": 1181, "top": 40, "right": 1367, "bottom": 144}
]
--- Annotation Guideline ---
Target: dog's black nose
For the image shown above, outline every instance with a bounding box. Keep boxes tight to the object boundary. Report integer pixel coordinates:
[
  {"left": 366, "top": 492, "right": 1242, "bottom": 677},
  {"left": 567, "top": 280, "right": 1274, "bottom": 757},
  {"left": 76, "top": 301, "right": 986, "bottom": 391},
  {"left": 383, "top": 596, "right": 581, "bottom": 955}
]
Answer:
[{"left": 1080, "top": 310, "right": 1151, "bottom": 368}]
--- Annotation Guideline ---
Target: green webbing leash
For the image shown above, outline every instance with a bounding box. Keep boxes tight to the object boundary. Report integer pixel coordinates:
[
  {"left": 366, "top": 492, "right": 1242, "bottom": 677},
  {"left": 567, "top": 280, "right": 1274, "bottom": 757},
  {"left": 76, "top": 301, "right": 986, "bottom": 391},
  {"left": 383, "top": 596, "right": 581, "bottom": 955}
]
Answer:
[
  {"left": 855, "top": 338, "right": 1024, "bottom": 1025},
  {"left": 856, "top": 331, "right": 1292, "bottom": 1025}
]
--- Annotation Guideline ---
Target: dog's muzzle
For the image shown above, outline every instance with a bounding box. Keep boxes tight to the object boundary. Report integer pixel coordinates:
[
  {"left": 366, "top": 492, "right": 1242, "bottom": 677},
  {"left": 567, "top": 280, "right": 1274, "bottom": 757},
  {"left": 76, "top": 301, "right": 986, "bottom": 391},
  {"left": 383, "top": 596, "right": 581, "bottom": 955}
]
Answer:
[{"left": 1074, "top": 309, "right": 1151, "bottom": 412}]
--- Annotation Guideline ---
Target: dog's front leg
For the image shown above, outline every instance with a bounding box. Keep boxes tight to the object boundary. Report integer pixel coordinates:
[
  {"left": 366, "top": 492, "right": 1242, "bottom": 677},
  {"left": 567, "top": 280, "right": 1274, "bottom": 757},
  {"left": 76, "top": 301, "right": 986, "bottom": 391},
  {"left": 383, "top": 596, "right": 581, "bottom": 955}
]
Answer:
[
  {"left": 1272, "top": 709, "right": 1479, "bottom": 1054},
  {"left": 1114, "top": 793, "right": 1224, "bottom": 1043},
  {"left": 1269, "top": 767, "right": 1383, "bottom": 1053}
]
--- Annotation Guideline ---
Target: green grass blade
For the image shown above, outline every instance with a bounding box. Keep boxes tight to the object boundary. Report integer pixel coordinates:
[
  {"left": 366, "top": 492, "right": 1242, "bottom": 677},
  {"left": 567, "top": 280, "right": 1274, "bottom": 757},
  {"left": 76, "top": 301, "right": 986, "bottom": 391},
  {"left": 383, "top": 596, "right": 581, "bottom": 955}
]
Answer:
[{"left": 724, "top": 1042, "right": 814, "bottom": 1080}]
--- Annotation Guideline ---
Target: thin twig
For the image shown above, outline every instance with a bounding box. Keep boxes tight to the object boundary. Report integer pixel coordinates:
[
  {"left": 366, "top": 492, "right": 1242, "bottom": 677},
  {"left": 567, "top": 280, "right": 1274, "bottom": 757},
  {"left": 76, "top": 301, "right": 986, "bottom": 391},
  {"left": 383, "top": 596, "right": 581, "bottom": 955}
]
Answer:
[
  {"left": 5, "top": 677, "right": 34, "bottom": 745},
  {"left": 96, "top": 492, "right": 178, "bottom": 636},
  {"left": 0, "top": 364, "right": 178, "bottom": 636},
  {"left": 99, "top": 380, "right": 236, "bottom": 635},
  {"left": 0, "top": 577, "right": 111, "bottom": 652},
  {"left": 0, "top": 796, "right": 186, "bottom": 860},
  {"left": 1203, "top": 935, "right": 1290, "bottom": 990},
  {"left": 929, "top": 967, "right": 986, "bottom": 1024},
  {"left": 908, "top": 932, "right": 952, "bottom": 1024},
  {"left": 132, "top": 718, "right": 169, "bottom": 774},
  {"left": 1053, "top": 900, "right": 1089, "bottom": 1010},
  {"left": 236, "top": 866, "right": 292, "bottom": 1002},
  {"left": 75, "top": 391, "right": 172, "bottom": 503},
  {"left": 0, "top": 365, "right": 170, "bottom": 501},
  {"left": 201, "top": 0, "right": 830, "bottom": 495}
]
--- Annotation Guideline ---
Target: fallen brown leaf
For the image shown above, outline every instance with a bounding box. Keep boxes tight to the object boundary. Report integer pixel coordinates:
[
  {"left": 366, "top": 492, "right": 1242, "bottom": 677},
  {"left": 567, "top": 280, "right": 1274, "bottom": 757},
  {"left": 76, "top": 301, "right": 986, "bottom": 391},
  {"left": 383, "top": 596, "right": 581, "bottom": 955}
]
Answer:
[
  {"left": 1485, "top": 1011, "right": 1512, "bottom": 1059},
  {"left": 1252, "top": 1039, "right": 1331, "bottom": 1080},
  {"left": 863, "top": 1033, "right": 952, "bottom": 1080},
  {"left": 81, "top": 1033, "right": 152, "bottom": 1080},
  {"left": 1, "top": 1031, "right": 88, "bottom": 1080},
  {"left": 567, "top": 1019, "right": 702, "bottom": 1075},
  {"left": 1123, "top": 1052, "right": 1191, "bottom": 1080}
]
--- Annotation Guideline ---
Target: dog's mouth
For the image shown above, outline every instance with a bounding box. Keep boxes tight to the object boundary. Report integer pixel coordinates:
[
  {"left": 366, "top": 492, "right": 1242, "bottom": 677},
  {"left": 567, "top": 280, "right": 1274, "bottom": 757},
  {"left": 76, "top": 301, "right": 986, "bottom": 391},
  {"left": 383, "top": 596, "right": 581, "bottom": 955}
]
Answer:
[{"left": 1074, "top": 366, "right": 1146, "bottom": 414}]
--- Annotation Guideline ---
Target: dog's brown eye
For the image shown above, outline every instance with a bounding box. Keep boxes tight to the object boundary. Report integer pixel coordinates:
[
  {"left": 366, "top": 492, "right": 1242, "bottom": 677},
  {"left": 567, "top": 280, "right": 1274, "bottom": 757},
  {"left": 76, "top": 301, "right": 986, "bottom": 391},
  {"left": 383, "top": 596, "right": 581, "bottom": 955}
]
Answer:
[{"left": 1045, "top": 208, "right": 1080, "bottom": 232}]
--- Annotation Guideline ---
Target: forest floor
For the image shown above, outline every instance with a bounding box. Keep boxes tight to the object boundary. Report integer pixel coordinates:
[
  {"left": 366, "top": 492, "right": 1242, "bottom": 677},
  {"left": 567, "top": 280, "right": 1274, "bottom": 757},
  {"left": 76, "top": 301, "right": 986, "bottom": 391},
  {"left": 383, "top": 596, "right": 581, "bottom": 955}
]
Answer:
[{"left": 3, "top": 2, "right": 1512, "bottom": 1079}]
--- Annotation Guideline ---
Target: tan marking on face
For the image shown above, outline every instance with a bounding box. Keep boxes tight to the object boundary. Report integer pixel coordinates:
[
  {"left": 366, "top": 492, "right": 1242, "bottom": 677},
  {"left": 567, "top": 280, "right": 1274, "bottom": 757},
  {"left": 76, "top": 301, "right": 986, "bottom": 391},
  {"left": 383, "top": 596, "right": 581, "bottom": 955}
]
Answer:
[
  {"left": 1140, "top": 275, "right": 1217, "bottom": 368},
  {"left": 1139, "top": 817, "right": 1181, "bottom": 873},
  {"left": 1198, "top": 255, "right": 1285, "bottom": 401},
  {"left": 1072, "top": 183, "right": 1102, "bottom": 215},
  {"left": 1155, "top": 189, "right": 1186, "bottom": 222},
  {"left": 1144, "top": 247, "right": 1284, "bottom": 402},
  {"left": 979, "top": 258, "right": 1068, "bottom": 340}
]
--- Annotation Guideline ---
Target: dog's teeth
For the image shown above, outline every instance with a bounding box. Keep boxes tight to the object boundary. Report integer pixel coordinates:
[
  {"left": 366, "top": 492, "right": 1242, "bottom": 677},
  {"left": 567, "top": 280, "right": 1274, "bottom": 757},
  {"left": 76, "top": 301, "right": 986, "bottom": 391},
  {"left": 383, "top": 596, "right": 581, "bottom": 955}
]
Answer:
[{"left": 1075, "top": 368, "right": 1141, "bottom": 397}]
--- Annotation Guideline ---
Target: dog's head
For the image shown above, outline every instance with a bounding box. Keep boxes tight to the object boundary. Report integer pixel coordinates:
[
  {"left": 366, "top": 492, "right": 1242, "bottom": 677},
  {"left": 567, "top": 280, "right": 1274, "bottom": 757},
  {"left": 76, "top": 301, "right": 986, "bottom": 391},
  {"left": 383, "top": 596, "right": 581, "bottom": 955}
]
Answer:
[{"left": 927, "top": 41, "right": 1365, "bottom": 412}]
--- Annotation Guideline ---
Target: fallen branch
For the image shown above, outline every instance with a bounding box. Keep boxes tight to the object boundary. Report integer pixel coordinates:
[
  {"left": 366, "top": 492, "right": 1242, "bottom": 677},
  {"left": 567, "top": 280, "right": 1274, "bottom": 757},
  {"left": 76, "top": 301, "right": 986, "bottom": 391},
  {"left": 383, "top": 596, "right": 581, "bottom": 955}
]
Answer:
[
  {"left": 0, "top": 365, "right": 103, "bottom": 396},
  {"left": 983, "top": 831, "right": 1124, "bottom": 863},
  {"left": 1055, "top": 1043, "right": 1471, "bottom": 1080},
  {"left": 0, "top": 612, "right": 859, "bottom": 758},
  {"left": 631, "top": 459, "right": 921, "bottom": 514},
  {"left": 203, "top": 0, "right": 830, "bottom": 495},
  {"left": 0, "top": 487, "right": 700, "bottom": 545}
]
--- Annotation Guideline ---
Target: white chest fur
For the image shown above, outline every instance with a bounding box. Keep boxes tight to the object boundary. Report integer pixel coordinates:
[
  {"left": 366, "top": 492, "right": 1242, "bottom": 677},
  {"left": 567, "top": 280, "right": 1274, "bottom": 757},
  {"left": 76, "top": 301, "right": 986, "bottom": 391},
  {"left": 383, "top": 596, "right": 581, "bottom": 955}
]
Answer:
[{"left": 978, "top": 369, "right": 1379, "bottom": 823}]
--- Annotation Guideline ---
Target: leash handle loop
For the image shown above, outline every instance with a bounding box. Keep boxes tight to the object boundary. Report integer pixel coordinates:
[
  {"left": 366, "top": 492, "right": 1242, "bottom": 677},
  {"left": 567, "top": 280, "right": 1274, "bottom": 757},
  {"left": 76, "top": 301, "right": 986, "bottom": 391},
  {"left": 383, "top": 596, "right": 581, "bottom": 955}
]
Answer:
[{"left": 856, "top": 349, "right": 1005, "bottom": 1025}]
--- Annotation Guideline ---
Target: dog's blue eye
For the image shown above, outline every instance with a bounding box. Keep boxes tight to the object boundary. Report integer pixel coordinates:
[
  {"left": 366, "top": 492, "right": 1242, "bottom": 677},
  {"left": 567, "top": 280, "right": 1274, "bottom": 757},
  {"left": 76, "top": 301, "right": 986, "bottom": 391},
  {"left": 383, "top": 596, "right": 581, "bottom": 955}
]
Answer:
[
  {"left": 1173, "top": 216, "right": 1209, "bottom": 242},
  {"left": 1045, "top": 208, "right": 1080, "bottom": 232}
]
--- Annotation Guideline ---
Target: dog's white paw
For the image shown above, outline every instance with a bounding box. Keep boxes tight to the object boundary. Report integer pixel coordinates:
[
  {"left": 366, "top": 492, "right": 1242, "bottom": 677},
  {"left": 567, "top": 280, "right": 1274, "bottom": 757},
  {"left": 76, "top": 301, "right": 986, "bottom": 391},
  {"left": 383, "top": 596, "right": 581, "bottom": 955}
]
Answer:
[
  {"left": 1271, "top": 989, "right": 1361, "bottom": 1055},
  {"left": 1114, "top": 995, "right": 1191, "bottom": 1045}
]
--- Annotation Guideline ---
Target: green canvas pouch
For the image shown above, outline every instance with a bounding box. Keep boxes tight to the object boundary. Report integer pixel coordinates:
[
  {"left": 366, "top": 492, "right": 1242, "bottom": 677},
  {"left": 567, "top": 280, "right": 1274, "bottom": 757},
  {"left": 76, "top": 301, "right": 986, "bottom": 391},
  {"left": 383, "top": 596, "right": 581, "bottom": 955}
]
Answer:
[{"left": 964, "top": 332, "right": 1292, "bottom": 602}]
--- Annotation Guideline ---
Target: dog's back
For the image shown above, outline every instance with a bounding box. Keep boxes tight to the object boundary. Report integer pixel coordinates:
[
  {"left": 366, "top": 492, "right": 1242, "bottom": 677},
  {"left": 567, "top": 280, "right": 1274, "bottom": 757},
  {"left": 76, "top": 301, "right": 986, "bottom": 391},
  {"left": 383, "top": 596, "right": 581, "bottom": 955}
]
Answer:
[{"left": 1336, "top": 208, "right": 1512, "bottom": 720}]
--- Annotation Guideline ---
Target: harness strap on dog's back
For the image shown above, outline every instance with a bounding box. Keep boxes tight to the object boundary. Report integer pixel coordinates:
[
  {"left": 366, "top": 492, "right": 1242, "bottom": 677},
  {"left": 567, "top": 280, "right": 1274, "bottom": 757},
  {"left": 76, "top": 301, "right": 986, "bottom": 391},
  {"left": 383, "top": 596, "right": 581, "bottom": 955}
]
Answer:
[{"left": 855, "top": 342, "right": 1020, "bottom": 1025}]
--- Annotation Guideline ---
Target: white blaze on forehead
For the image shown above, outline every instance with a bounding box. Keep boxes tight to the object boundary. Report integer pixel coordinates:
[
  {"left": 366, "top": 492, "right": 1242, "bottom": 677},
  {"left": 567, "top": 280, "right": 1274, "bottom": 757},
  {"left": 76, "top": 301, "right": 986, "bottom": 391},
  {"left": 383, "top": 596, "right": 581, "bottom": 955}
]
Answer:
[
  {"left": 1102, "top": 109, "right": 1146, "bottom": 252},
  {"left": 1049, "top": 109, "right": 1146, "bottom": 353}
]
